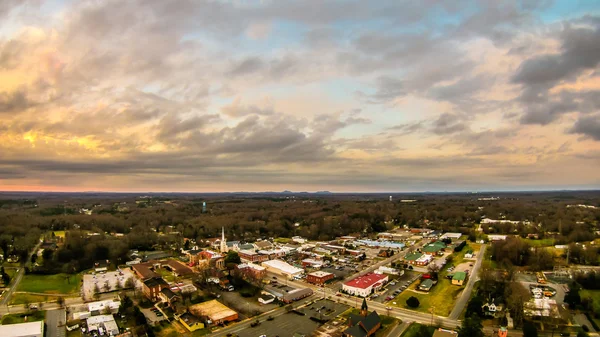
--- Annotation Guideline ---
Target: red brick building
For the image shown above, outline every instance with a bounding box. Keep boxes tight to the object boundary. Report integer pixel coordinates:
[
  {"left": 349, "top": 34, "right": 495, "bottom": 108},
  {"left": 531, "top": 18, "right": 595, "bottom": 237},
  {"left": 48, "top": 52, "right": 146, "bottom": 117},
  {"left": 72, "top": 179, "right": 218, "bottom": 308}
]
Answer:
[
  {"left": 307, "top": 271, "right": 335, "bottom": 286},
  {"left": 143, "top": 277, "right": 169, "bottom": 301}
]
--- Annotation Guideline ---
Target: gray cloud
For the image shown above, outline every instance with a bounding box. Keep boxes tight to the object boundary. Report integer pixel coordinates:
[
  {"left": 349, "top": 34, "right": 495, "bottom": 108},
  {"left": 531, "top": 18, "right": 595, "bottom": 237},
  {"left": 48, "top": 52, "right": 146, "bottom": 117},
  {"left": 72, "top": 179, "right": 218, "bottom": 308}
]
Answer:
[
  {"left": 0, "top": 90, "right": 31, "bottom": 114},
  {"left": 388, "top": 121, "right": 425, "bottom": 135},
  {"left": 570, "top": 114, "right": 600, "bottom": 141},
  {"left": 431, "top": 113, "right": 468, "bottom": 135}
]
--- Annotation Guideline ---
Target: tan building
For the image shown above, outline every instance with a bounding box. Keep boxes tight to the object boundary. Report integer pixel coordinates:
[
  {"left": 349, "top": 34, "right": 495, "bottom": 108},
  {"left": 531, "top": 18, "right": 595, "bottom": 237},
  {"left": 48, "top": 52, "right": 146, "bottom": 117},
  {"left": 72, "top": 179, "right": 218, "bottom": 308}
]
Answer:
[{"left": 189, "top": 300, "right": 238, "bottom": 325}]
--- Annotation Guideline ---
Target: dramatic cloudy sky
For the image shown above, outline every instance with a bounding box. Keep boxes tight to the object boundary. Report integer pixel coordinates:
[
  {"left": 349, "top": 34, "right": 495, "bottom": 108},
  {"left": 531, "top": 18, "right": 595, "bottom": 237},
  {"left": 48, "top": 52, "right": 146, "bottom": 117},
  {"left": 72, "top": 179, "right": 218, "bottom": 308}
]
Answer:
[{"left": 1, "top": 0, "right": 600, "bottom": 192}]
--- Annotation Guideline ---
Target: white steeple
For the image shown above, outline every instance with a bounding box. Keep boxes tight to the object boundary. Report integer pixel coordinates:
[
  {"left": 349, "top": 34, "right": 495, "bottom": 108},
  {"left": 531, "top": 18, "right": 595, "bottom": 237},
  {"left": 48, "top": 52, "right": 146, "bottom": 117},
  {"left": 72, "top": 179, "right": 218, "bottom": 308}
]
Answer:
[{"left": 220, "top": 227, "right": 227, "bottom": 253}]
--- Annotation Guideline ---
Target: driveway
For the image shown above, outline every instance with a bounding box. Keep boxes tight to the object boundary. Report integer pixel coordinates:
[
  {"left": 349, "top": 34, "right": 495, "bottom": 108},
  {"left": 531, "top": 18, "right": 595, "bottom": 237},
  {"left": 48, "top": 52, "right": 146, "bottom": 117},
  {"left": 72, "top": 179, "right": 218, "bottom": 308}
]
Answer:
[{"left": 46, "top": 308, "right": 66, "bottom": 337}]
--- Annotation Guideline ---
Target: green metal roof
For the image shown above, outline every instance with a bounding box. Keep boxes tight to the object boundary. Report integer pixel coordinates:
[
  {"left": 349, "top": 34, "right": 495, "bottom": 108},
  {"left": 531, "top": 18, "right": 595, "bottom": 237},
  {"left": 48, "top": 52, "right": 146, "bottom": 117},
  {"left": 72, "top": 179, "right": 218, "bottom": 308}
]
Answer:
[
  {"left": 404, "top": 252, "right": 423, "bottom": 261},
  {"left": 453, "top": 272, "right": 467, "bottom": 281},
  {"left": 419, "top": 279, "right": 434, "bottom": 289}
]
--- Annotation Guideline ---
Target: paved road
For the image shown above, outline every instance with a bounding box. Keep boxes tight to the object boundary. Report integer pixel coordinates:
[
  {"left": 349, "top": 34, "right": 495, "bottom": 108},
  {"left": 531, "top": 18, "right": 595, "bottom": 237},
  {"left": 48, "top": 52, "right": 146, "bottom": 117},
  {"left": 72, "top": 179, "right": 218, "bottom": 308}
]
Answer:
[
  {"left": 386, "top": 321, "right": 409, "bottom": 337},
  {"left": 46, "top": 309, "right": 66, "bottom": 337},
  {"left": 449, "top": 244, "right": 486, "bottom": 320},
  {"left": 0, "top": 240, "right": 43, "bottom": 306}
]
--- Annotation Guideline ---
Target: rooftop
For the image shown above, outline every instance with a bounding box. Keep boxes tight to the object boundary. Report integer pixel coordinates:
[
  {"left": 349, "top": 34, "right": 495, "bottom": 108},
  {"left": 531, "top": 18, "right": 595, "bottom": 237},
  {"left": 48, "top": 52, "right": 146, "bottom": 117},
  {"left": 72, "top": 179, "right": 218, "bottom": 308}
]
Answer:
[
  {"left": 453, "top": 272, "right": 467, "bottom": 281},
  {"left": 308, "top": 271, "right": 334, "bottom": 278},
  {"left": 0, "top": 321, "right": 44, "bottom": 337},
  {"left": 189, "top": 300, "right": 237, "bottom": 321},
  {"left": 344, "top": 273, "right": 387, "bottom": 289},
  {"left": 262, "top": 259, "right": 303, "bottom": 275}
]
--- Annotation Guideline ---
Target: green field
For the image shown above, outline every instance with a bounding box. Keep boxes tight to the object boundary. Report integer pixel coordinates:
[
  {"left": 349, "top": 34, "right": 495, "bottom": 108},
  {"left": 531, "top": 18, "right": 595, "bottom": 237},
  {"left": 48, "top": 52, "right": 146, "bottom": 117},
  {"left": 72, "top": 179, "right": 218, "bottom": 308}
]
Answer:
[
  {"left": 155, "top": 268, "right": 176, "bottom": 282},
  {"left": 10, "top": 293, "right": 52, "bottom": 305},
  {"left": 1, "top": 310, "right": 45, "bottom": 324},
  {"left": 17, "top": 273, "right": 81, "bottom": 294},
  {"left": 581, "top": 289, "right": 600, "bottom": 327},
  {"left": 391, "top": 273, "right": 463, "bottom": 317},
  {"left": 525, "top": 238, "right": 555, "bottom": 247},
  {"left": 401, "top": 323, "right": 435, "bottom": 337},
  {"left": 53, "top": 231, "right": 66, "bottom": 238}
]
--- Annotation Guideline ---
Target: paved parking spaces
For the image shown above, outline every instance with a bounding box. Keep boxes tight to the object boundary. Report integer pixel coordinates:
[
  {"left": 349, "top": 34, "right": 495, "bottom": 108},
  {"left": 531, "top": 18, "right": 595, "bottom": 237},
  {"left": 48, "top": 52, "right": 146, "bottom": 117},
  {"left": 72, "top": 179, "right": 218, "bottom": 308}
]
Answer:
[
  {"left": 82, "top": 269, "right": 138, "bottom": 300},
  {"left": 373, "top": 271, "right": 421, "bottom": 303},
  {"left": 236, "top": 299, "right": 350, "bottom": 337}
]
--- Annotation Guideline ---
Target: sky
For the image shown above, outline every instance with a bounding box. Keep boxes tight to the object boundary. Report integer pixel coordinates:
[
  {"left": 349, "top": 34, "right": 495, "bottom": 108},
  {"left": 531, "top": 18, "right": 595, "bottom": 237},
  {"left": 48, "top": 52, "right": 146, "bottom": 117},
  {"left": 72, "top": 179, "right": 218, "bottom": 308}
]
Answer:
[{"left": 1, "top": 0, "right": 600, "bottom": 193}]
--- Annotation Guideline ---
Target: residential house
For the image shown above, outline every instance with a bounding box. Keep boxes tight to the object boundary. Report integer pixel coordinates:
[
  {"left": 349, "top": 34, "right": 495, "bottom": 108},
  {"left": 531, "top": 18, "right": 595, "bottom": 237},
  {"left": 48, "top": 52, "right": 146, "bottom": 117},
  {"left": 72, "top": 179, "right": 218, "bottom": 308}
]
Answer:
[
  {"left": 343, "top": 299, "right": 382, "bottom": 337},
  {"left": 179, "top": 312, "right": 204, "bottom": 332},
  {"left": 464, "top": 250, "right": 474, "bottom": 259},
  {"left": 452, "top": 272, "right": 467, "bottom": 286},
  {"left": 418, "top": 279, "right": 434, "bottom": 292},
  {"left": 160, "top": 288, "right": 179, "bottom": 306}
]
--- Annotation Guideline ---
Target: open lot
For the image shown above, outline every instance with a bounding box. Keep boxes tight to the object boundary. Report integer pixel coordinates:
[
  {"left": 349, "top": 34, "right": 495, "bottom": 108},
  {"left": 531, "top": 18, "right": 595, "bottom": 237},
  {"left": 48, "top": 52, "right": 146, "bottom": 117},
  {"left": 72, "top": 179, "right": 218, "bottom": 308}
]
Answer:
[
  {"left": 17, "top": 273, "right": 81, "bottom": 294},
  {"left": 1, "top": 310, "right": 46, "bottom": 324},
  {"left": 391, "top": 272, "right": 464, "bottom": 317},
  {"left": 10, "top": 293, "right": 54, "bottom": 305},
  {"left": 82, "top": 269, "right": 137, "bottom": 300},
  {"left": 218, "top": 288, "right": 279, "bottom": 318},
  {"left": 237, "top": 299, "right": 350, "bottom": 337}
]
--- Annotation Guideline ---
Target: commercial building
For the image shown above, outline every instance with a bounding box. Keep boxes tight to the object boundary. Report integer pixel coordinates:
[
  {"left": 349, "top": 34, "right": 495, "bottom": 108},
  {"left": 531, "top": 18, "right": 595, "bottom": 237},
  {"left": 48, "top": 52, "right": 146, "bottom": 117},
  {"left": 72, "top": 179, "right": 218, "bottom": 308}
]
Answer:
[
  {"left": 301, "top": 258, "right": 324, "bottom": 268},
  {"left": 423, "top": 241, "right": 446, "bottom": 255},
  {"left": 281, "top": 288, "right": 313, "bottom": 303},
  {"left": 87, "top": 315, "right": 119, "bottom": 336},
  {"left": 342, "top": 273, "right": 388, "bottom": 297},
  {"left": 307, "top": 271, "right": 335, "bottom": 285},
  {"left": 237, "top": 263, "right": 267, "bottom": 279},
  {"left": 261, "top": 259, "right": 304, "bottom": 279},
  {"left": 0, "top": 321, "right": 44, "bottom": 337},
  {"left": 164, "top": 259, "right": 194, "bottom": 277},
  {"left": 440, "top": 233, "right": 462, "bottom": 240},
  {"left": 376, "top": 266, "right": 403, "bottom": 276},
  {"left": 143, "top": 277, "right": 169, "bottom": 301},
  {"left": 189, "top": 300, "right": 238, "bottom": 325},
  {"left": 132, "top": 262, "right": 159, "bottom": 280},
  {"left": 488, "top": 235, "right": 508, "bottom": 241},
  {"left": 258, "top": 294, "right": 275, "bottom": 304},
  {"left": 404, "top": 252, "right": 433, "bottom": 266},
  {"left": 452, "top": 272, "right": 467, "bottom": 286},
  {"left": 239, "top": 250, "right": 269, "bottom": 263}
]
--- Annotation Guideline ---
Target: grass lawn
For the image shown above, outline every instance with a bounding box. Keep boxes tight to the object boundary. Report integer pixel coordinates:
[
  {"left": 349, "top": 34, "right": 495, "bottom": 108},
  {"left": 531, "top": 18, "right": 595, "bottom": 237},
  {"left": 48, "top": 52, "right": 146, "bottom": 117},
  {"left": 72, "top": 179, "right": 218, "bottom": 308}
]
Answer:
[
  {"left": 580, "top": 289, "right": 600, "bottom": 325},
  {"left": 17, "top": 273, "right": 81, "bottom": 294},
  {"left": 155, "top": 268, "right": 176, "bottom": 283},
  {"left": 274, "top": 237, "right": 293, "bottom": 244},
  {"left": 401, "top": 323, "right": 436, "bottom": 337},
  {"left": 391, "top": 273, "right": 463, "bottom": 317},
  {"left": 53, "top": 230, "right": 66, "bottom": 238},
  {"left": 10, "top": 293, "right": 52, "bottom": 305},
  {"left": 1, "top": 310, "right": 46, "bottom": 324},
  {"left": 526, "top": 238, "right": 555, "bottom": 247}
]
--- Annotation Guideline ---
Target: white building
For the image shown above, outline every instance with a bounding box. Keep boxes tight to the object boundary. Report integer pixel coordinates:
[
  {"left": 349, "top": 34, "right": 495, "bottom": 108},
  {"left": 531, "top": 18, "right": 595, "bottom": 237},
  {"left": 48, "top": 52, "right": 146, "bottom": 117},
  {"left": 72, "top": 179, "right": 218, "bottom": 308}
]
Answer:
[
  {"left": 261, "top": 259, "right": 304, "bottom": 279},
  {"left": 375, "top": 266, "right": 403, "bottom": 276},
  {"left": 0, "top": 321, "right": 44, "bottom": 337},
  {"left": 292, "top": 236, "right": 306, "bottom": 244},
  {"left": 488, "top": 235, "right": 508, "bottom": 241},
  {"left": 342, "top": 273, "right": 388, "bottom": 297},
  {"left": 87, "top": 315, "right": 119, "bottom": 336},
  {"left": 440, "top": 232, "right": 462, "bottom": 240}
]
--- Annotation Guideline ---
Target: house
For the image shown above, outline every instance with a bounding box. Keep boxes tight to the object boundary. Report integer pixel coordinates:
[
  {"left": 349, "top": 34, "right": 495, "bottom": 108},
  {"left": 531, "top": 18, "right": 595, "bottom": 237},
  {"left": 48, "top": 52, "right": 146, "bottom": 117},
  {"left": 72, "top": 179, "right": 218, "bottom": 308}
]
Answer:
[
  {"left": 0, "top": 321, "right": 44, "bottom": 337},
  {"left": 258, "top": 294, "right": 275, "bottom": 304},
  {"left": 179, "top": 312, "right": 204, "bottom": 332},
  {"left": 342, "top": 273, "right": 388, "bottom": 297},
  {"left": 189, "top": 300, "right": 238, "bottom": 325},
  {"left": 464, "top": 250, "right": 474, "bottom": 259},
  {"left": 418, "top": 279, "right": 434, "bottom": 292},
  {"left": 142, "top": 277, "right": 169, "bottom": 301},
  {"left": 483, "top": 300, "right": 504, "bottom": 318},
  {"left": 307, "top": 271, "right": 335, "bottom": 285},
  {"left": 432, "top": 329, "right": 458, "bottom": 337},
  {"left": 160, "top": 288, "right": 179, "bottom": 306},
  {"left": 452, "top": 272, "right": 467, "bottom": 286},
  {"left": 488, "top": 235, "right": 508, "bottom": 241},
  {"left": 377, "top": 249, "right": 394, "bottom": 258},
  {"left": 343, "top": 298, "right": 382, "bottom": 337}
]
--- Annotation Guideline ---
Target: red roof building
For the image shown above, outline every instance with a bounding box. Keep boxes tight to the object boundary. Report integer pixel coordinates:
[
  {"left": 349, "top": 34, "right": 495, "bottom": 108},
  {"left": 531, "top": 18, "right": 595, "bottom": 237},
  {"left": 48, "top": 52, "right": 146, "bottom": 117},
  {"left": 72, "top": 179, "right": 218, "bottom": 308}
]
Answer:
[{"left": 342, "top": 273, "right": 388, "bottom": 297}]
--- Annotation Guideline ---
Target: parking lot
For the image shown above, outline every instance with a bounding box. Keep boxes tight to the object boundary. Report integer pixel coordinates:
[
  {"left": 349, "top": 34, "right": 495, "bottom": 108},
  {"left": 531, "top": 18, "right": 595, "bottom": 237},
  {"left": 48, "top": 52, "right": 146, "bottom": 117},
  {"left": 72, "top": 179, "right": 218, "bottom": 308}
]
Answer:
[
  {"left": 237, "top": 299, "right": 350, "bottom": 337},
  {"left": 141, "top": 307, "right": 167, "bottom": 325},
  {"left": 372, "top": 270, "right": 420, "bottom": 303},
  {"left": 82, "top": 269, "right": 138, "bottom": 300}
]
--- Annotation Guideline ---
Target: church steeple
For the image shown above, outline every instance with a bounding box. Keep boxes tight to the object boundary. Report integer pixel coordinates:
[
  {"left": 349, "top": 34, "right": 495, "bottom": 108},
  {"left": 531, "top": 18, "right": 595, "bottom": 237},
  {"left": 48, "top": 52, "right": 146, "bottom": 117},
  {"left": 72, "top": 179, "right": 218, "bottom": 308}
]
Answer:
[
  {"left": 220, "top": 227, "right": 227, "bottom": 253},
  {"left": 361, "top": 297, "right": 368, "bottom": 316}
]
